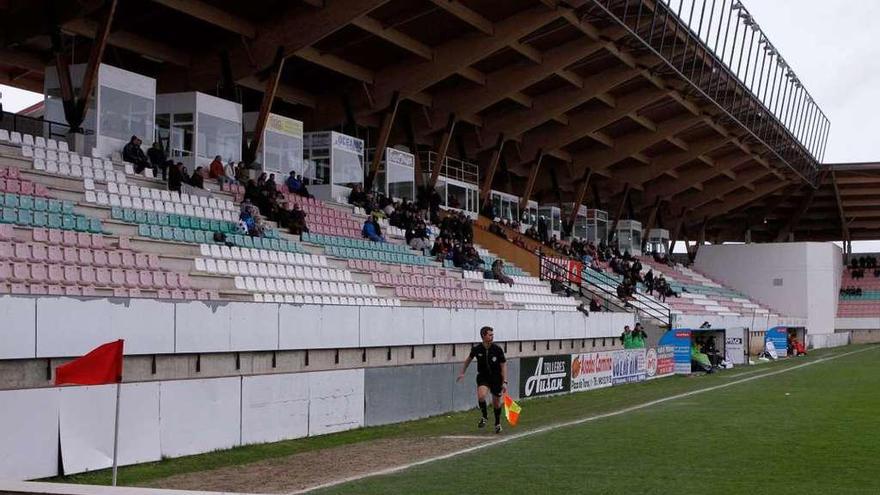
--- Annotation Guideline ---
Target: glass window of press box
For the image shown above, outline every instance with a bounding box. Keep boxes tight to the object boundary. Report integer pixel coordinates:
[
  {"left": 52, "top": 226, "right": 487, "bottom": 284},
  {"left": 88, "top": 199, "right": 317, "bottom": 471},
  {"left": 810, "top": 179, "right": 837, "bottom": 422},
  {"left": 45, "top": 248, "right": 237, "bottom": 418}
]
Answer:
[
  {"left": 99, "top": 86, "right": 154, "bottom": 143},
  {"left": 586, "top": 209, "right": 608, "bottom": 244},
  {"left": 538, "top": 206, "right": 562, "bottom": 234},
  {"left": 263, "top": 129, "right": 303, "bottom": 175},
  {"left": 490, "top": 191, "right": 520, "bottom": 223},
  {"left": 197, "top": 113, "right": 241, "bottom": 163},
  {"left": 155, "top": 113, "right": 194, "bottom": 158}
]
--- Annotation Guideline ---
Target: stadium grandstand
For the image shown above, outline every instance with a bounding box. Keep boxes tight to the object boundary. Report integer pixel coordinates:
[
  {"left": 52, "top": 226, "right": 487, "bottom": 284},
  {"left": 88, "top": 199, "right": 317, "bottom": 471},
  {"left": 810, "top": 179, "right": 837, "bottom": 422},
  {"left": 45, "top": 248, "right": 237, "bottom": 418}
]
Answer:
[{"left": 0, "top": 0, "right": 876, "bottom": 492}]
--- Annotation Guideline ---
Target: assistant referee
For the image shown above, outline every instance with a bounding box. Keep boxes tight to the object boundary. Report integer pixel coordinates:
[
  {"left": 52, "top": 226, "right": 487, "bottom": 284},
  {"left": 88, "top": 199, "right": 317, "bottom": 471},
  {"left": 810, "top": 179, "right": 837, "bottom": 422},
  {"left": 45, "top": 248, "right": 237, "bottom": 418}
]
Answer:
[{"left": 457, "top": 326, "right": 507, "bottom": 433}]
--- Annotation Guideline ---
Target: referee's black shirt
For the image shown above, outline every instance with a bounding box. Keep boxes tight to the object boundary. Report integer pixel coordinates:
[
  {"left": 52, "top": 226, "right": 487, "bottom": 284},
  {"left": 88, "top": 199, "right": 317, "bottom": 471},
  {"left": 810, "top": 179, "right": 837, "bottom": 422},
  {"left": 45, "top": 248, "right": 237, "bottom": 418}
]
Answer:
[{"left": 469, "top": 343, "right": 506, "bottom": 378}]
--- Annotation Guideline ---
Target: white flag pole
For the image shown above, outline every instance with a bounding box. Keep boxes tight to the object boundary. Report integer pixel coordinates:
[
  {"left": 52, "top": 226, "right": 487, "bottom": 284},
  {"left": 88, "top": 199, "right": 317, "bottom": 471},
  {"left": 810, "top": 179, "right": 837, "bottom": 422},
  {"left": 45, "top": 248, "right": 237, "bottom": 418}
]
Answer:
[{"left": 111, "top": 381, "right": 121, "bottom": 486}]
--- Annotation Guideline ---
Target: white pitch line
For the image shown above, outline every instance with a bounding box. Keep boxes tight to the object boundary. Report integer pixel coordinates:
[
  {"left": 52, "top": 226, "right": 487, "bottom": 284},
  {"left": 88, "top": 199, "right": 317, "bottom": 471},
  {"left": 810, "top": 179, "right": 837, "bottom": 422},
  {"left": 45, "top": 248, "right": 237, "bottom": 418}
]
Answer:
[
  {"left": 439, "top": 435, "right": 491, "bottom": 440},
  {"left": 292, "top": 346, "right": 876, "bottom": 494}
]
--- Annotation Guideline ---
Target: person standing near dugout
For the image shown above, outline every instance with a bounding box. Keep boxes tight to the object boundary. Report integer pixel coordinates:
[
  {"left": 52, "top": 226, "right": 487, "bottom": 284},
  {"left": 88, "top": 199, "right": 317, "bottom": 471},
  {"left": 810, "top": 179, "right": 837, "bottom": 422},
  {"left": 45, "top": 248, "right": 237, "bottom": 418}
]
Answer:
[{"left": 457, "top": 326, "right": 507, "bottom": 433}]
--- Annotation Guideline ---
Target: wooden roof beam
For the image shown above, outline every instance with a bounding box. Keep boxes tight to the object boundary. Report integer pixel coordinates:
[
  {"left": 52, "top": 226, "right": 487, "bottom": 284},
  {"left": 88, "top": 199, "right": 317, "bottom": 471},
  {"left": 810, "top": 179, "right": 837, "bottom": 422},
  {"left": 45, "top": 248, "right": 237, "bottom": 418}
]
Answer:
[
  {"left": 429, "top": 0, "right": 493, "bottom": 35},
  {"left": 351, "top": 15, "right": 433, "bottom": 59},
  {"left": 62, "top": 18, "right": 191, "bottom": 66},
  {"left": 150, "top": 0, "right": 256, "bottom": 38}
]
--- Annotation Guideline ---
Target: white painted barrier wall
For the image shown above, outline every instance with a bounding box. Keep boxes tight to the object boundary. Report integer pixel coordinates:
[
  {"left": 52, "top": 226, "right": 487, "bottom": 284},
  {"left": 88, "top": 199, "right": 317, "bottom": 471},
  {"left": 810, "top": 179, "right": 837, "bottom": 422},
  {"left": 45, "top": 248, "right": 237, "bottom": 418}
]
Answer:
[
  {"left": 0, "top": 369, "right": 365, "bottom": 480},
  {"left": 0, "top": 296, "right": 635, "bottom": 359}
]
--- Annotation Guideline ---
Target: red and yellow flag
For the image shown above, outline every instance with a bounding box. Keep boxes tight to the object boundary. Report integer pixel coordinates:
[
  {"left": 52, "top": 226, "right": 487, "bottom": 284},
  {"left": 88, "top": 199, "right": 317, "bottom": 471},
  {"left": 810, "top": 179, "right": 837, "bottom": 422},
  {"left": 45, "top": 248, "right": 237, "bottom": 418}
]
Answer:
[{"left": 503, "top": 393, "right": 521, "bottom": 426}]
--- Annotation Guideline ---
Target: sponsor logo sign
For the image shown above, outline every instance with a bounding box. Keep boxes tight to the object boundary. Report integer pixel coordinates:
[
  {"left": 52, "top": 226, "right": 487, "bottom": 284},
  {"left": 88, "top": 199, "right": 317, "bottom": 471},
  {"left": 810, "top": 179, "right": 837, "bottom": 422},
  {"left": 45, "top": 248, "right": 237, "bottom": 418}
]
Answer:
[
  {"left": 386, "top": 147, "right": 414, "bottom": 168},
  {"left": 332, "top": 131, "right": 364, "bottom": 154},
  {"left": 570, "top": 351, "right": 613, "bottom": 391},
  {"left": 267, "top": 114, "right": 303, "bottom": 137},
  {"left": 612, "top": 349, "right": 647, "bottom": 385},
  {"left": 519, "top": 355, "right": 571, "bottom": 398},
  {"left": 650, "top": 346, "right": 675, "bottom": 379}
]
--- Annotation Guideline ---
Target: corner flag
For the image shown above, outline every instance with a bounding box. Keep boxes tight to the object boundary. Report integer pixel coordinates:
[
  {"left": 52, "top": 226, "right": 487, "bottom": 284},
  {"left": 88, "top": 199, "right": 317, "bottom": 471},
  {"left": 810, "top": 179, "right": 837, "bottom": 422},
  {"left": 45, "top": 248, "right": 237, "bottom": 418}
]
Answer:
[
  {"left": 55, "top": 340, "right": 124, "bottom": 385},
  {"left": 503, "top": 394, "right": 521, "bottom": 426}
]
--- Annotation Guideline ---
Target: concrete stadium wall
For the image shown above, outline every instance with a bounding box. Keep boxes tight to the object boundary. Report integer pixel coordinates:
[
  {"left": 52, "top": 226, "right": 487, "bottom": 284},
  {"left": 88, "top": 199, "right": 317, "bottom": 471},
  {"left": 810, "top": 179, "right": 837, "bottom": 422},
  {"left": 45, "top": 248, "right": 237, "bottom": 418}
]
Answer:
[
  {"left": 694, "top": 242, "right": 842, "bottom": 334},
  {"left": 0, "top": 295, "right": 634, "bottom": 359},
  {"left": 850, "top": 329, "right": 880, "bottom": 344},
  {"left": 673, "top": 313, "right": 807, "bottom": 333},
  {"left": 363, "top": 360, "right": 522, "bottom": 427},
  {"left": 836, "top": 317, "right": 880, "bottom": 331},
  {"left": 0, "top": 369, "right": 366, "bottom": 481}
]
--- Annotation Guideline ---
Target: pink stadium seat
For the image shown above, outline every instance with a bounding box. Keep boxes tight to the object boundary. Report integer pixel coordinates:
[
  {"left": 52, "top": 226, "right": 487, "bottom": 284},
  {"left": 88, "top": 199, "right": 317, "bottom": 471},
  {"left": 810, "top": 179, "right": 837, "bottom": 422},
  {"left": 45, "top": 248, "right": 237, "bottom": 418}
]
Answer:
[
  {"left": 12, "top": 262, "right": 29, "bottom": 282},
  {"left": 10, "top": 283, "right": 29, "bottom": 294},
  {"left": 19, "top": 181, "right": 34, "bottom": 196},
  {"left": 138, "top": 271, "right": 153, "bottom": 288},
  {"left": 171, "top": 289, "right": 185, "bottom": 300},
  {"left": 107, "top": 251, "right": 122, "bottom": 268},
  {"left": 47, "top": 265, "right": 64, "bottom": 284},
  {"left": 0, "top": 224, "right": 13, "bottom": 241},
  {"left": 113, "top": 288, "right": 127, "bottom": 297},
  {"left": 47, "top": 285, "right": 65, "bottom": 296},
  {"left": 92, "top": 249, "right": 108, "bottom": 267},
  {"left": 62, "top": 231, "right": 77, "bottom": 247},
  {"left": 29, "top": 284, "right": 48, "bottom": 295},
  {"left": 77, "top": 233, "right": 92, "bottom": 248},
  {"left": 124, "top": 269, "right": 139, "bottom": 288},
  {"left": 78, "top": 248, "right": 93, "bottom": 265},
  {"left": 128, "top": 288, "right": 142, "bottom": 298},
  {"left": 80, "top": 266, "right": 96, "bottom": 285},
  {"left": 184, "top": 289, "right": 196, "bottom": 300},
  {"left": 111, "top": 269, "right": 125, "bottom": 286},
  {"left": 32, "top": 228, "right": 48, "bottom": 243},
  {"left": 63, "top": 266, "right": 79, "bottom": 285},
  {"left": 135, "top": 253, "right": 150, "bottom": 269},
  {"left": 65, "top": 286, "right": 82, "bottom": 296},
  {"left": 164, "top": 272, "right": 179, "bottom": 289},
  {"left": 91, "top": 234, "right": 105, "bottom": 249},
  {"left": 96, "top": 268, "right": 111, "bottom": 286},
  {"left": 151, "top": 271, "right": 166, "bottom": 288},
  {"left": 5, "top": 179, "right": 20, "bottom": 194},
  {"left": 30, "top": 263, "right": 47, "bottom": 283},
  {"left": 13, "top": 243, "right": 29, "bottom": 262},
  {"left": 156, "top": 289, "right": 171, "bottom": 299},
  {"left": 0, "top": 242, "right": 12, "bottom": 261},
  {"left": 47, "top": 245, "right": 63, "bottom": 263},
  {"left": 0, "top": 262, "right": 11, "bottom": 281},
  {"left": 48, "top": 229, "right": 64, "bottom": 245},
  {"left": 121, "top": 251, "right": 135, "bottom": 268},
  {"left": 7, "top": 168, "right": 19, "bottom": 179},
  {"left": 63, "top": 247, "right": 78, "bottom": 264},
  {"left": 34, "top": 183, "right": 50, "bottom": 197}
]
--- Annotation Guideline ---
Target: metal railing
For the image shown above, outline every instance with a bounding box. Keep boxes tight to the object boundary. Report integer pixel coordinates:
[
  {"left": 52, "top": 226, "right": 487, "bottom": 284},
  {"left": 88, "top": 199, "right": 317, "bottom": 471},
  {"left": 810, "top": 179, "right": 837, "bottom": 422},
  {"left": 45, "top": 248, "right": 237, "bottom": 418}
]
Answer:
[
  {"left": 584, "top": 0, "right": 830, "bottom": 186},
  {"left": 0, "top": 111, "right": 80, "bottom": 142},
  {"left": 539, "top": 254, "right": 672, "bottom": 325}
]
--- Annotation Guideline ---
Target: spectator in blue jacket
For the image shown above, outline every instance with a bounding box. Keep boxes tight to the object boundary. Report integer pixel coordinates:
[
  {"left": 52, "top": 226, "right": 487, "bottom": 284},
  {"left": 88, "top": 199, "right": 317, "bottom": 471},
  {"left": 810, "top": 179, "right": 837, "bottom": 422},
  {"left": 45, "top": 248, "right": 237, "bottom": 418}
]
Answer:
[{"left": 362, "top": 216, "right": 385, "bottom": 242}]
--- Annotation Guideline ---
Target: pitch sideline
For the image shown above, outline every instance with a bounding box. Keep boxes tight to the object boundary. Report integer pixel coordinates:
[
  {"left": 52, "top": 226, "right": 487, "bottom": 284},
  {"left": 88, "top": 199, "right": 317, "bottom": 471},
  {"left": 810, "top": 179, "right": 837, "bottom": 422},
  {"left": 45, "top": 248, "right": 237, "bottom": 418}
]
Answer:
[{"left": 294, "top": 345, "right": 877, "bottom": 494}]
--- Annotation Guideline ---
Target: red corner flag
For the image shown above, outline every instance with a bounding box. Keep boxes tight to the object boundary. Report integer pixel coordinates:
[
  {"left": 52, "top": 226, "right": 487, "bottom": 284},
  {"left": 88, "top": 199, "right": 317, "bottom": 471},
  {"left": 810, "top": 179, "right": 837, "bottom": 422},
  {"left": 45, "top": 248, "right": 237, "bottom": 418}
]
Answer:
[{"left": 55, "top": 340, "right": 124, "bottom": 386}]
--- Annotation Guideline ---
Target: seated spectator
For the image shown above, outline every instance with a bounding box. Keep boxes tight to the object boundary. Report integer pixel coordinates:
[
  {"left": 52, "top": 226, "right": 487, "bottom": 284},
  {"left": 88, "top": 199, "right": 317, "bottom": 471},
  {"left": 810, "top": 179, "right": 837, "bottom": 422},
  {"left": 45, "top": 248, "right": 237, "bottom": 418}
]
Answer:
[
  {"left": 205, "top": 155, "right": 233, "bottom": 186},
  {"left": 349, "top": 184, "right": 368, "bottom": 208},
  {"left": 239, "top": 199, "right": 265, "bottom": 237},
  {"left": 122, "top": 136, "right": 150, "bottom": 173},
  {"left": 700, "top": 335, "right": 722, "bottom": 367},
  {"left": 285, "top": 170, "right": 302, "bottom": 194},
  {"left": 589, "top": 297, "right": 602, "bottom": 312},
  {"left": 224, "top": 160, "right": 237, "bottom": 184},
  {"left": 406, "top": 221, "right": 430, "bottom": 253},
  {"left": 362, "top": 216, "right": 385, "bottom": 243},
  {"left": 147, "top": 141, "right": 167, "bottom": 180},
  {"left": 190, "top": 166, "right": 205, "bottom": 189},
  {"left": 235, "top": 162, "right": 250, "bottom": 183},
  {"left": 167, "top": 161, "right": 184, "bottom": 192},
  {"left": 288, "top": 204, "right": 308, "bottom": 236},
  {"left": 490, "top": 259, "right": 515, "bottom": 286}
]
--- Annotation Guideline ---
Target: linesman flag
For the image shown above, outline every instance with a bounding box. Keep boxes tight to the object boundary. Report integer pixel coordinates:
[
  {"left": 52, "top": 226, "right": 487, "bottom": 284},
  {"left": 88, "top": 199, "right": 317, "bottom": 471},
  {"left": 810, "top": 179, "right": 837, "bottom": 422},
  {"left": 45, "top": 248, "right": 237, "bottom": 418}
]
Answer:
[
  {"left": 503, "top": 393, "right": 521, "bottom": 426},
  {"left": 55, "top": 339, "right": 124, "bottom": 386}
]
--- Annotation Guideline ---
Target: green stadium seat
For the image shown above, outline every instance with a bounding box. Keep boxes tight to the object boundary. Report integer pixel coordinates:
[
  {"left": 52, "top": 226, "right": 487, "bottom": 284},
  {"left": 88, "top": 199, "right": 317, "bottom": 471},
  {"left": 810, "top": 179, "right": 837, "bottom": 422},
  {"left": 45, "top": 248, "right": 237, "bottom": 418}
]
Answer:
[
  {"left": 62, "top": 201, "right": 75, "bottom": 214},
  {"left": 19, "top": 196, "right": 33, "bottom": 210},
  {"left": 149, "top": 225, "right": 161, "bottom": 238},
  {"left": 194, "top": 230, "right": 208, "bottom": 244},
  {"left": 146, "top": 212, "right": 159, "bottom": 225},
  {"left": 173, "top": 228, "right": 185, "bottom": 242},
  {"left": 32, "top": 211, "right": 47, "bottom": 227},
  {"left": 138, "top": 224, "right": 150, "bottom": 237},
  {"left": 183, "top": 229, "right": 195, "bottom": 243},
  {"left": 32, "top": 197, "right": 47, "bottom": 212},
  {"left": 47, "top": 213, "right": 62, "bottom": 229},
  {"left": 89, "top": 218, "right": 102, "bottom": 233},
  {"left": 75, "top": 216, "right": 89, "bottom": 232},
  {"left": 62, "top": 215, "right": 76, "bottom": 230},
  {"left": 4, "top": 194, "right": 18, "bottom": 208},
  {"left": 157, "top": 214, "right": 170, "bottom": 227},
  {"left": 123, "top": 208, "right": 136, "bottom": 223},
  {"left": 135, "top": 211, "right": 148, "bottom": 224},
  {"left": 48, "top": 199, "right": 62, "bottom": 213},
  {"left": 0, "top": 208, "right": 13, "bottom": 223},
  {"left": 17, "top": 209, "right": 33, "bottom": 226}
]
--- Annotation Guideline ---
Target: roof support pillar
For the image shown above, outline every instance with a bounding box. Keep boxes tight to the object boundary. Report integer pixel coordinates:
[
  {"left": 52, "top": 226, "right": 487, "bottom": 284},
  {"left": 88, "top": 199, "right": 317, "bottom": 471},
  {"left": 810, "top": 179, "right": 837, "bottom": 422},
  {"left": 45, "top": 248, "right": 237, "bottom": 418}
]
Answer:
[
  {"left": 429, "top": 113, "right": 457, "bottom": 189},
  {"left": 519, "top": 149, "right": 545, "bottom": 211},
  {"left": 245, "top": 46, "right": 286, "bottom": 166},
  {"left": 479, "top": 133, "right": 506, "bottom": 207},
  {"left": 365, "top": 91, "right": 401, "bottom": 191}
]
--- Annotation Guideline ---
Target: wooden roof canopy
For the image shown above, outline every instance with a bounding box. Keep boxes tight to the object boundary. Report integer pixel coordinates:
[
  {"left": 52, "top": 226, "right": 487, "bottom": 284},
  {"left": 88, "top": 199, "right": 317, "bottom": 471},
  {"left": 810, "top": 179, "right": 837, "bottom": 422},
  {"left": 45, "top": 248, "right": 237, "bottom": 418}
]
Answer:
[{"left": 1, "top": 0, "right": 846, "bottom": 241}]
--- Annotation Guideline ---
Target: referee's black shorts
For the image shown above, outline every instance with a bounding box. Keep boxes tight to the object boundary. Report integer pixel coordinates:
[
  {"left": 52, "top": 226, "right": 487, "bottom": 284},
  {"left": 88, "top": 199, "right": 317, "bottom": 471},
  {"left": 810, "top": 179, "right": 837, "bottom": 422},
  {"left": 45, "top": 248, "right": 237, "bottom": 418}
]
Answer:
[{"left": 476, "top": 374, "right": 503, "bottom": 396}]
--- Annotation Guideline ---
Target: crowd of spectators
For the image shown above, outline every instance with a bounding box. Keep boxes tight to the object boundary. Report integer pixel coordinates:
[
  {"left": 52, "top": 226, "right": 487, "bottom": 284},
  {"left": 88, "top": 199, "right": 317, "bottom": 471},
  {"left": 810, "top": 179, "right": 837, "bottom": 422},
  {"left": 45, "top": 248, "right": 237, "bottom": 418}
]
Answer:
[
  {"left": 840, "top": 286, "right": 863, "bottom": 297},
  {"left": 849, "top": 256, "right": 880, "bottom": 279}
]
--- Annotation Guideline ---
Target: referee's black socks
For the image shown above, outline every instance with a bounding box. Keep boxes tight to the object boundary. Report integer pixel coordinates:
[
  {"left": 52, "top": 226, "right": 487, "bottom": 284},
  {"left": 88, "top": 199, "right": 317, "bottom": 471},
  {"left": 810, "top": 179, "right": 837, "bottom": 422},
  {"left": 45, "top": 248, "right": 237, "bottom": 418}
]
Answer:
[
  {"left": 493, "top": 406, "right": 501, "bottom": 426},
  {"left": 478, "top": 400, "right": 488, "bottom": 419}
]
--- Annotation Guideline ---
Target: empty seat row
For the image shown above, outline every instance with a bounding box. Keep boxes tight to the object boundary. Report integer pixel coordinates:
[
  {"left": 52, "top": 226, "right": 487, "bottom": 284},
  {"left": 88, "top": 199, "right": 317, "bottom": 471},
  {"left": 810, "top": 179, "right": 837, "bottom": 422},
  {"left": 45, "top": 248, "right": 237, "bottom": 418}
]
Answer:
[
  {"left": 195, "top": 258, "right": 352, "bottom": 282},
  {"left": 114, "top": 207, "right": 239, "bottom": 234},
  {"left": 394, "top": 286, "right": 491, "bottom": 302},
  {"left": 302, "top": 232, "right": 412, "bottom": 254},
  {"left": 324, "top": 245, "right": 430, "bottom": 266},
  {"left": 95, "top": 180, "right": 236, "bottom": 212},
  {"left": 502, "top": 293, "right": 579, "bottom": 306},
  {"left": 0, "top": 177, "right": 50, "bottom": 197},
  {"left": 136, "top": 224, "right": 298, "bottom": 252},
  {"left": 1, "top": 207, "right": 103, "bottom": 233},
  {"left": 347, "top": 258, "right": 447, "bottom": 277},
  {"left": 32, "top": 149, "right": 111, "bottom": 166},
  {"left": 199, "top": 244, "right": 328, "bottom": 267},
  {"left": 253, "top": 293, "right": 399, "bottom": 307},
  {"left": 0, "top": 130, "right": 69, "bottom": 151},
  {"left": 431, "top": 300, "right": 479, "bottom": 309},
  {"left": 0, "top": 262, "right": 190, "bottom": 290},
  {"left": 372, "top": 272, "right": 464, "bottom": 289},
  {"left": 94, "top": 191, "right": 236, "bottom": 221},
  {"left": 0, "top": 243, "right": 157, "bottom": 269},
  {"left": 2, "top": 193, "right": 73, "bottom": 213},
  {"left": 523, "top": 304, "right": 577, "bottom": 312},
  {"left": 33, "top": 158, "right": 127, "bottom": 183},
  {"left": 483, "top": 280, "right": 553, "bottom": 294},
  {"left": 233, "top": 276, "right": 378, "bottom": 297}
]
